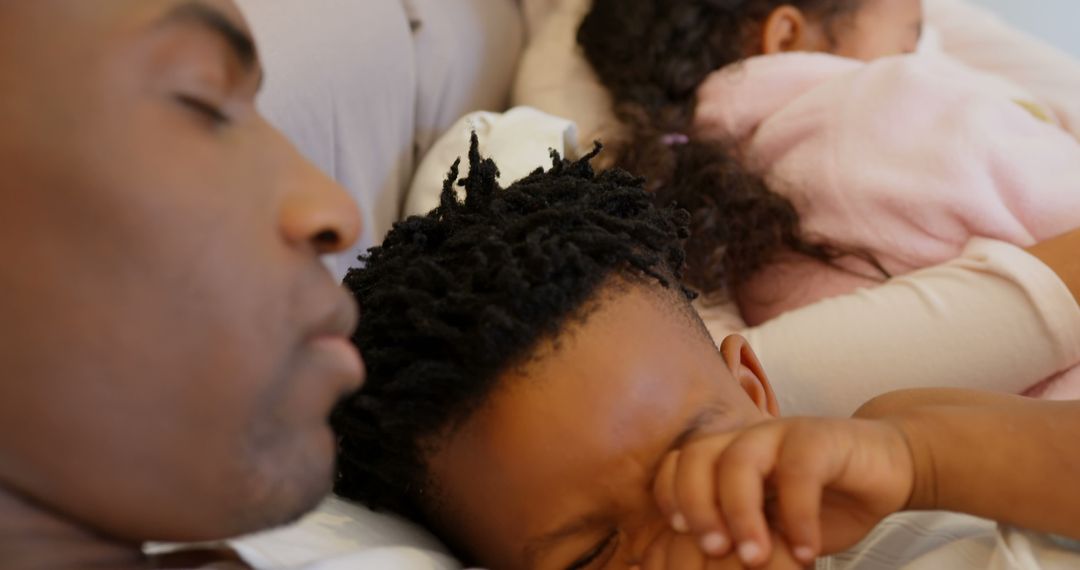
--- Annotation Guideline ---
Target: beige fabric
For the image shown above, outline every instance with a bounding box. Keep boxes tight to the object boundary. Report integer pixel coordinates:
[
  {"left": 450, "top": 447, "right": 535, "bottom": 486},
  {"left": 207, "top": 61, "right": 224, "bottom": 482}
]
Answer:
[
  {"left": 513, "top": 0, "right": 614, "bottom": 147},
  {"left": 520, "top": 0, "right": 557, "bottom": 37}
]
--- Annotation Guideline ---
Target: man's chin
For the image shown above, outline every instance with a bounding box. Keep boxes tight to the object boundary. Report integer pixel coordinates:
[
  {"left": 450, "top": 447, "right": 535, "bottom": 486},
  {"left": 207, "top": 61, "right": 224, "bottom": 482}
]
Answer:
[
  {"left": 278, "top": 433, "right": 338, "bottom": 524},
  {"left": 240, "top": 473, "right": 332, "bottom": 536},
  {"left": 273, "top": 480, "right": 332, "bottom": 529},
  {"left": 238, "top": 430, "right": 337, "bottom": 534}
]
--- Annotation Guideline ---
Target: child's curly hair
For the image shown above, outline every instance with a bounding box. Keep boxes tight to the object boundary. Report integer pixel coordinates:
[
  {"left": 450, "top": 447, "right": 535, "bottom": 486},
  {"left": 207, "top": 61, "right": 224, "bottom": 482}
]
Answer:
[
  {"left": 578, "top": 0, "right": 880, "bottom": 299},
  {"left": 333, "top": 136, "right": 697, "bottom": 542}
]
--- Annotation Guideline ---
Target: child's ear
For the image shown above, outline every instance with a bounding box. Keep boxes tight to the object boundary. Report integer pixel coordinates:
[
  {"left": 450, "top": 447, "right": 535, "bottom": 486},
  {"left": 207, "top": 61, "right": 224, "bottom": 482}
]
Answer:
[
  {"left": 719, "top": 335, "right": 780, "bottom": 417},
  {"left": 760, "top": 5, "right": 828, "bottom": 55}
]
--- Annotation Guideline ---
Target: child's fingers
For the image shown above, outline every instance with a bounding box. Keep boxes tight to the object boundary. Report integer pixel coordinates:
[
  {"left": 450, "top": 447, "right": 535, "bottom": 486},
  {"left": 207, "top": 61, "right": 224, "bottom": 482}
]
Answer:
[
  {"left": 640, "top": 530, "right": 746, "bottom": 570},
  {"left": 672, "top": 438, "right": 734, "bottom": 555},
  {"left": 773, "top": 432, "right": 828, "bottom": 564},
  {"left": 701, "top": 532, "right": 810, "bottom": 570},
  {"left": 741, "top": 534, "right": 815, "bottom": 570},
  {"left": 653, "top": 450, "right": 684, "bottom": 531},
  {"left": 716, "top": 426, "right": 782, "bottom": 567}
]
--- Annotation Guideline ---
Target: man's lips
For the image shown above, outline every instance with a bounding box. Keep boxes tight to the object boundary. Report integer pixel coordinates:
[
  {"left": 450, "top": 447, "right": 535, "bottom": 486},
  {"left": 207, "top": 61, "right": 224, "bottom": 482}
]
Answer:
[
  {"left": 320, "top": 290, "right": 360, "bottom": 339},
  {"left": 309, "top": 333, "right": 365, "bottom": 393},
  {"left": 309, "top": 290, "right": 365, "bottom": 392}
]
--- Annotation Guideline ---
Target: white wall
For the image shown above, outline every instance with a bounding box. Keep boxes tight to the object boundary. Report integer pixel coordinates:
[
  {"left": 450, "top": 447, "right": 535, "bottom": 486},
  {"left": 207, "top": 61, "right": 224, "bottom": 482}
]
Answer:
[{"left": 974, "top": 0, "right": 1080, "bottom": 56}]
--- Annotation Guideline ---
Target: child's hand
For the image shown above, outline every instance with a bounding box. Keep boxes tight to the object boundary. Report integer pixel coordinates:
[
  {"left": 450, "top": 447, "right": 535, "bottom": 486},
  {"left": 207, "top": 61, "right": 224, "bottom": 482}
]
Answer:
[
  {"left": 652, "top": 418, "right": 915, "bottom": 567},
  {"left": 638, "top": 528, "right": 807, "bottom": 570}
]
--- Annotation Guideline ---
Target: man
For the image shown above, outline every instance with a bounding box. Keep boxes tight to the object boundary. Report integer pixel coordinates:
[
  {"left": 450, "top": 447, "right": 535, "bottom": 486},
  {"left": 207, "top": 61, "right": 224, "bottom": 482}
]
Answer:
[
  {"left": 334, "top": 139, "right": 1080, "bottom": 569},
  {"left": 0, "top": 1, "right": 364, "bottom": 567}
]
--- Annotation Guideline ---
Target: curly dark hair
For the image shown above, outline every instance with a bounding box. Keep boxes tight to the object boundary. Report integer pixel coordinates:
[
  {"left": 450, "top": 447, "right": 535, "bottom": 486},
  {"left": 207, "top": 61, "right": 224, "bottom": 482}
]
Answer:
[
  {"left": 578, "top": 0, "right": 883, "bottom": 298},
  {"left": 332, "top": 135, "right": 696, "bottom": 537}
]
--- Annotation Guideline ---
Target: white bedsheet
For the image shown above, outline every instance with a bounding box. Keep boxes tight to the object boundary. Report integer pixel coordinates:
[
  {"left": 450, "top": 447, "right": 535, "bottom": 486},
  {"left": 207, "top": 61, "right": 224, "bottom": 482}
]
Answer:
[{"left": 231, "top": 496, "right": 460, "bottom": 570}]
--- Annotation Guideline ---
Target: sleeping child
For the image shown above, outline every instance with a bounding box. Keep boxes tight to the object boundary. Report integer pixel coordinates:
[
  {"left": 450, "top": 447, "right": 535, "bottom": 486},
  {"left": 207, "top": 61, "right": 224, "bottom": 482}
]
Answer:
[
  {"left": 333, "top": 145, "right": 1080, "bottom": 569},
  {"left": 577, "top": 0, "right": 1080, "bottom": 398}
]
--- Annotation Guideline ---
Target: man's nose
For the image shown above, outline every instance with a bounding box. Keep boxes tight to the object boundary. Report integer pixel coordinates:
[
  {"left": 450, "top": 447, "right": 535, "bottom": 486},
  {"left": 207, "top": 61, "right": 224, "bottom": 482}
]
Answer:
[{"left": 278, "top": 145, "right": 362, "bottom": 255}]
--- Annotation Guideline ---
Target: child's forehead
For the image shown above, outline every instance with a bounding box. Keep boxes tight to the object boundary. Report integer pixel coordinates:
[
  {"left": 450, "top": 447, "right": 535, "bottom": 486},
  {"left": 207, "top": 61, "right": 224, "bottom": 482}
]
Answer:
[{"left": 433, "top": 284, "right": 728, "bottom": 462}]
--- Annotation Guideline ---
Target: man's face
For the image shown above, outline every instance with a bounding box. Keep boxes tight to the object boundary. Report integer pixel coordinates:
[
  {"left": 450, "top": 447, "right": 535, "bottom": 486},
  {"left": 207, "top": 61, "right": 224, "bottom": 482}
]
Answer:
[
  {"left": 429, "top": 286, "right": 779, "bottom": 569},
  {"left": 0, "top": 0, "right": 364, "bottom": 541}
]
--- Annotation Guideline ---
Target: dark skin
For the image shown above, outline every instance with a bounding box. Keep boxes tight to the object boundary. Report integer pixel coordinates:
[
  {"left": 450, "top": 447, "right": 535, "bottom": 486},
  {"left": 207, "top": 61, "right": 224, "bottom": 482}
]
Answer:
[
  {"left": 0, "top": 1, "right": 364, "bottom": 567},
  {"left": 428, "top": 278, "right": 1080, "bottom": 570},
  {"left": 429, "top": 286, "right": 792, "bottom": 570}
]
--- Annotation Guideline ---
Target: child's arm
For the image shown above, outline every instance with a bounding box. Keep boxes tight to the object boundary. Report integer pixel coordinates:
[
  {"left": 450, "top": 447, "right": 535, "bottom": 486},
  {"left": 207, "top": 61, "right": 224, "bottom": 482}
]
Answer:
[
  {"left": 1029, "top": 227, "right": 1080, "bottom": 308},
  {"left": 858, "top": 389, "right": 1080, "bottom": 539},
  {"left": 727, "top": 238, "right": 1080, "bottom": 417},
  {"left": 651, "top": 394, "right": 1080, "bottom": 567}
]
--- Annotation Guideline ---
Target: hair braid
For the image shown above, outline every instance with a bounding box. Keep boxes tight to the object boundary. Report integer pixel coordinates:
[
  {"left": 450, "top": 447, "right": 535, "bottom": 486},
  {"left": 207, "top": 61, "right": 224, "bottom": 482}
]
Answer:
[{"left": 578, "top": 0, "right": 881, "bottom": 298}]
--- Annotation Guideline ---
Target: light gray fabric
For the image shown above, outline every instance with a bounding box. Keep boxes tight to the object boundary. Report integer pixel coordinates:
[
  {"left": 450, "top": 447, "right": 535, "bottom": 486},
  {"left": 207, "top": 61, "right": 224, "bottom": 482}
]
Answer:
[
  {"left": 237, "top": 0, "right": 523, "bottom": 278},
  {"left": 237, "top": 0, "right": 416, "bottom": 277},
  {"left": 408, "top": 0, "right": 524, "bottom": 154}
]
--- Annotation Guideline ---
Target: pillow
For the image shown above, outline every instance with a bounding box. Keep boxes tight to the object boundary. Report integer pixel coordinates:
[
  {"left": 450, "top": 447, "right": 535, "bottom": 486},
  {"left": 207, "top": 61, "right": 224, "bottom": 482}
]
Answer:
[
  {"left": 512, "top": 0, "right": 1080, "bottom": 147},
  {"left": 238, "top": 0, "right": 417, "bottom": 279},
  {"left": 237, "top": 0, "right": 524, "bottom": 280},
  {"left": 404, "top": 107, "right": 579, "bottom": 218},
  {"left": 408, "top": 0, "right": 525, "bottom": 155},
  {"left": 230, "top": 496, "right": 460, "bottom": 570}
]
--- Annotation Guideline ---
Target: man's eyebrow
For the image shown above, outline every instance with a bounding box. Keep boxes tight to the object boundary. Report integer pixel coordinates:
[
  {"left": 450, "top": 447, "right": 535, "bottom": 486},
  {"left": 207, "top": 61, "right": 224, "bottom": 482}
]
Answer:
[
  {"left": 158, "top": 2, "right": 259, "bottom": 74},
  {"left": 522, "top": 405, "right": 729, "bottom": 566}
]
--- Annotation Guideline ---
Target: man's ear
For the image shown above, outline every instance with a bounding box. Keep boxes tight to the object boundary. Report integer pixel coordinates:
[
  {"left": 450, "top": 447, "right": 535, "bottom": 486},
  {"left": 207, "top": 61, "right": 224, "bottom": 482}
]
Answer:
[
  {"left": 719, "top": 335, "right": 780, "bottom": 417},
  {"left": 760, "top": 5, "right": 828, "bottom": 55}
]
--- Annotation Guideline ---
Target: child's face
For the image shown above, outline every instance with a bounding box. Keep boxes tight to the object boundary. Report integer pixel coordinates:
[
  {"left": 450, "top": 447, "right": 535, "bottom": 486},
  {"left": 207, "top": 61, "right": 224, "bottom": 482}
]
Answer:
[
  {"left": 830, "top": 0, "right": 924, "bottom": 61},
  {"left": 426, "top": 285, "right": 779, "bottom": 569}
]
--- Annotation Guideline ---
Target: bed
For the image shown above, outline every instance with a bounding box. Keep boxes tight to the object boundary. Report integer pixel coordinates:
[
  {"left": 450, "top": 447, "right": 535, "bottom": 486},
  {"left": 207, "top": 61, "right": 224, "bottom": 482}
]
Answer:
[{"left": 225, "top": 1, "right": 1080, "bottom": 568}]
